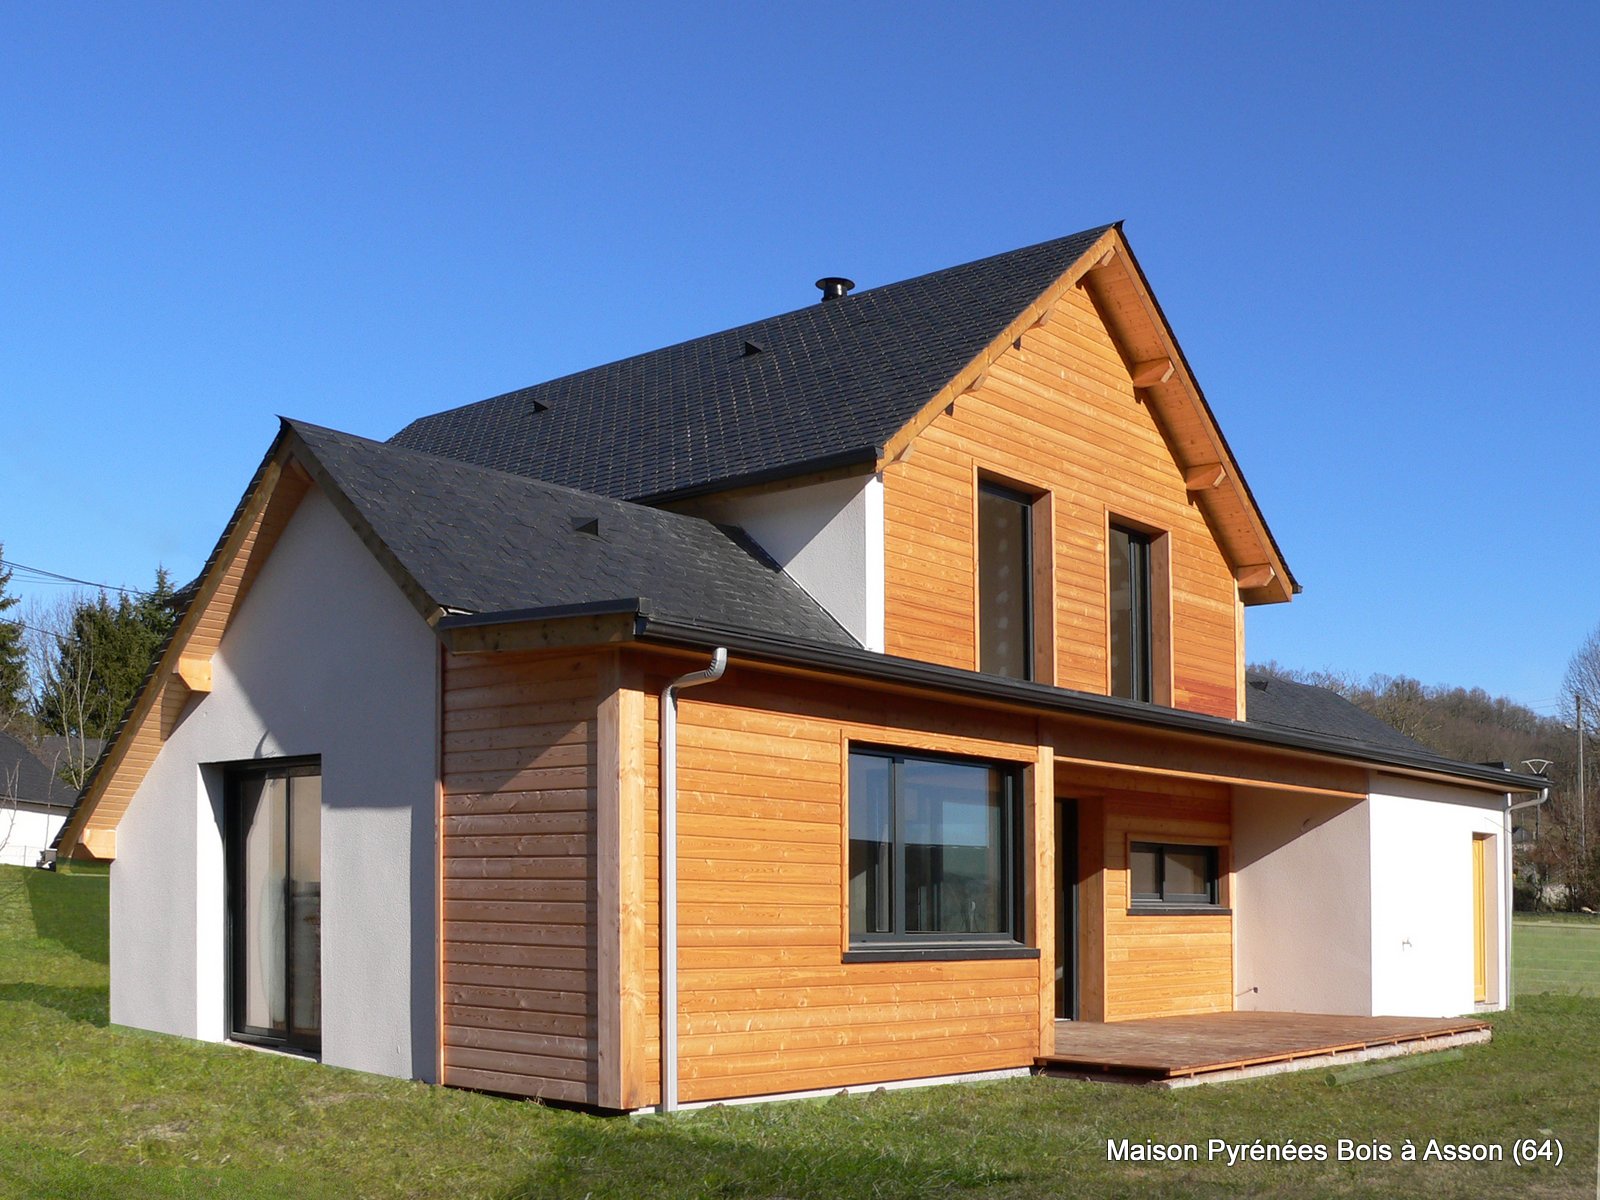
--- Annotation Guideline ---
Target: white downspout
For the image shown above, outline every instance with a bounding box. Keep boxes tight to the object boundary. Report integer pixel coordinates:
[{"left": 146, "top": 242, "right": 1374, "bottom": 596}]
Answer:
[
  {"left": 1505, "top": 783, "right": 1550, "bottom": 1011},
  {"left": 660, "top": 647, "right": 727, "bottom": 1112}
]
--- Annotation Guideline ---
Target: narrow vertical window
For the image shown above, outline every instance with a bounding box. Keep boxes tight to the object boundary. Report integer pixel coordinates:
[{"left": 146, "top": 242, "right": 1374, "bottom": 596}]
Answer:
[
  {"left": 227, "top": 759, "right": 321, "bottom": 1053},
  {"left": 1108, "top": 525, "right": 1152, "bottom": 701},
  {"left": 978, "top": 482, "right": 1033, "bottom": 680}
]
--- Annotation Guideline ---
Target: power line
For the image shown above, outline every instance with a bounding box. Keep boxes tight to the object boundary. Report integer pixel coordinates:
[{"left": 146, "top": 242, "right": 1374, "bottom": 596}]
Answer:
[{"left": 0, "top": 558, "right": 153, "bottom": 598}]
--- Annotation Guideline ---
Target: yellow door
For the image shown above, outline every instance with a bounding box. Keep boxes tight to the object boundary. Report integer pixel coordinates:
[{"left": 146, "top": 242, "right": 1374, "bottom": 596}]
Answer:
[{"left": 1472, "top": 835, "right": 1488, "bottom": 1004}]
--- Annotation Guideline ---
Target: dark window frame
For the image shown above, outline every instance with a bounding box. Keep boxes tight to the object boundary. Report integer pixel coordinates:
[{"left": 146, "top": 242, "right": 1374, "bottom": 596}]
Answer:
[
  {"left": 1108, "top": 523, "right": 1154, "bottom": 702},
  {"left": 846, "top": 746, "right": 1032, "bottom": 959},
  {"left": 977, "top": 480, "right": 1037, "bottom": 682},
  {"left": 223, "top": 755, "right": 323, "bottom": 1056},
  {"left": 1127, "top": 840, "right": 1225, "bottom": 912}
]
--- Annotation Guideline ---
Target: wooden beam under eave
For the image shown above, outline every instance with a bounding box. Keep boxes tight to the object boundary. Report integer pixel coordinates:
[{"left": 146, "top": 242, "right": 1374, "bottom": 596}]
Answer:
[
  {"left": 1234, "top": 563, "right": 1277, "bottom": 590},
  {"left": 1130, "top": 357, "right": 1175, "bottom": 387},
  {"left": 79, "top": 827, "right": 116, "bottom": 860},
  {"left": 175, "top": 656, "right": 212, "bottom": 693},
  {"left": 1184, "top": 463, "right": 1226, "bottom": 491}
]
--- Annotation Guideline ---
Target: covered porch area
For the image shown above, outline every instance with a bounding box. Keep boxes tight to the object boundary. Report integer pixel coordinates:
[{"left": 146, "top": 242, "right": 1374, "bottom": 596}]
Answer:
[{"left": 1036, "top": 1011, "right": 1490, "bottom": 1086}]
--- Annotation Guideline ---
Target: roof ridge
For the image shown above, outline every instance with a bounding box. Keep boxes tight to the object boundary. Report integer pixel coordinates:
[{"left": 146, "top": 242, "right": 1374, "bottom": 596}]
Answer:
[
  {"left": 290, "top": 417, "right": 743, "bottom": 528},
  {"left": 391, "top": 223, "right": 1120, "bottom": 435},
  {"left": 386, "top": 224, "right": 1122, "bottom": 498}
]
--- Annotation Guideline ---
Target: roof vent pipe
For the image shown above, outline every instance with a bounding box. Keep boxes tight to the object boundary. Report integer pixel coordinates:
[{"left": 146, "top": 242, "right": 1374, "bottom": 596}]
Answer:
[
  {"left": 660, "top": 646, "right": 728, "bottom": 1112},
  {"left": 816, "top": 276, "right": 855, "bottom": 302}
]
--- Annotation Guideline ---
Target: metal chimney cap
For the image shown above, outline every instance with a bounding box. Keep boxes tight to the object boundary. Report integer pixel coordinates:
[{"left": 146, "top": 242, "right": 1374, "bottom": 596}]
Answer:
[{"left": 816, "top": 276, "right": 855, "bottom": 302}]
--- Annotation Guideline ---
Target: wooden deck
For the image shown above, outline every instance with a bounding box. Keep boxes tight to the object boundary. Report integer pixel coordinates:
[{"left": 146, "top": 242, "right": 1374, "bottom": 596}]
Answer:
[{"left": 1038, "top": 1011, "right": 1491, "bottom": 1084}]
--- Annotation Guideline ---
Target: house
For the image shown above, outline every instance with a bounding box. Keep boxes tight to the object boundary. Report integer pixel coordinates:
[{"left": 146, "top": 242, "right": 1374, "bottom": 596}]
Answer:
[
  {"left": 56, "top": 223, "right": 1544, "bottom": 1109},
  {"left": 1, "top": 730, "right": 78, "bottom": 868}
]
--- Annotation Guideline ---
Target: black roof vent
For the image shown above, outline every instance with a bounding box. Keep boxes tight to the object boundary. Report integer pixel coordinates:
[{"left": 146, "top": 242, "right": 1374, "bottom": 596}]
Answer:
[
  {"left": 571, "top": 517, "right": 601, "bottom": 538},
  {"left": 742, "top": 339, "right": 766, "bottom": 357},
  {"left": 816, "top": 276, "right": 854, "bottom": 302}
]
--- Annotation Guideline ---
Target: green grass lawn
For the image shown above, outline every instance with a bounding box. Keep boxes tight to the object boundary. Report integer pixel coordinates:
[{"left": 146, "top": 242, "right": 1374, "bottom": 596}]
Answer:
[
  {"left": 1516, "top": 914, "right": 1600, "bottom": 997},
  {"left": 2, "top": 864, "right": 1597, "bottom": 1199}
]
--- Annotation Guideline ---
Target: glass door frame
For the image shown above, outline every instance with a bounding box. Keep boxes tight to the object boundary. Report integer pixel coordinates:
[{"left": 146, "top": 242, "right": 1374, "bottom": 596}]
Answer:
[{"left": 223, "top": 756, "right": 322, "bottom": 1054}]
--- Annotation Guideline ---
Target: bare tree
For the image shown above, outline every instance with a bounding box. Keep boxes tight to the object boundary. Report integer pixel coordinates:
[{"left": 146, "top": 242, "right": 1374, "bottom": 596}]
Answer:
[
  {"left": 23, "top": 594, "right": 100, "bottom": 791},
  {"left": 0, "top": 759, "right": 20, "bottom": 862},
  {"left": 1561, "top": 624, "right": 1600, "bottom": 724}
]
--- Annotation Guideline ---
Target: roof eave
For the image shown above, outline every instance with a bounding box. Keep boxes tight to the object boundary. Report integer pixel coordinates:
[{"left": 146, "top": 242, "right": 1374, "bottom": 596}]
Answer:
[{"left": 628, "top": 615, "right": 1541, "bottom": 795}]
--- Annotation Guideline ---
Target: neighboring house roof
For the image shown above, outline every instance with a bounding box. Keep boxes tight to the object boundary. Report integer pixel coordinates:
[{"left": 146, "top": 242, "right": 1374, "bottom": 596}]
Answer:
[
  {"left": 290, "top": 420, "right": 858, "bottom": 647},
  {"left": 36, "top": 735, "right": 102, "bottom": 777},
  {"left": 390, "top": 226, "right": 1116, "bottom": 503},
  {"left": 0, "top": 731, "right": 77, "bottom": 812}
]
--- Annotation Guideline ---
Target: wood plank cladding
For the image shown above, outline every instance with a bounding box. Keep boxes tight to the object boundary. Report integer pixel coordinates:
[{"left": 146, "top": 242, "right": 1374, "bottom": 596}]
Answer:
[
  {"left": 440, "top": 649, "right": 602, "bottom": 1104},
  {"left": 1092, "top": 787, "right": 1232, "bottom": 1022},
  {"left": 882, "top": 285, "right": 1240, "bottom": 718},
  {"left": 630, "top": 651, "right": 1048, "bottom": 1107}
]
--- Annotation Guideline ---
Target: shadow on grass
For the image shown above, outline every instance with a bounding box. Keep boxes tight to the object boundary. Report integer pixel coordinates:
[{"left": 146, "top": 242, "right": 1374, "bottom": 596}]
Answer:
[
  {"left": 503, "top": 1114, "right": 1018, "bottom": 1200},
  {"left": 22, "top": 869, "right": 109, "bottom": 964},
  {"left": 0, "top": 981, "right": 109, "bottom": 1025}
]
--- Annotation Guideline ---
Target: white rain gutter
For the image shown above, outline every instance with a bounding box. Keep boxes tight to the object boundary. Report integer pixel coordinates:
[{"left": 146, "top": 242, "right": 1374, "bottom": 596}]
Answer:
[
  {"left": 660, "top": 647, "right": 727, "bottom": 1112},
  {"left": 1504, "top": 781, "right": 1550, "bottom": 1011}
]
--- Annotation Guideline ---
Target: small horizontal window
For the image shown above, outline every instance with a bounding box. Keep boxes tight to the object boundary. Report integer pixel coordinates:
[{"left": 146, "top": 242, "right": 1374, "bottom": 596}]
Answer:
[{"left": 1129, "top": 841, "right": 1220, "bottom": 908}]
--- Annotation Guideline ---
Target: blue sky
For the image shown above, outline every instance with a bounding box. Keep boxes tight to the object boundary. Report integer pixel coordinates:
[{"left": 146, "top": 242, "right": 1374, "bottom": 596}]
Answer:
[{"left": 2, "top": 2, "right": 1595, "bottom": 716}]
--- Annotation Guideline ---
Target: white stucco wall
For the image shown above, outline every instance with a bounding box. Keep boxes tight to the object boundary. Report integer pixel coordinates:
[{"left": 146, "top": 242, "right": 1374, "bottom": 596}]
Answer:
[
  {"left": 111, "top": 487, "right": 439, "bottom": 1081},
  {"left": 1368, "top": 775, "right": 1508, "bottom": 1016},
  {"left": 682, "top": 472, "right": 885, "bottom": 650},
  {"left": 1232, "top": 788, "right": 1373, "bottom": 1014}
]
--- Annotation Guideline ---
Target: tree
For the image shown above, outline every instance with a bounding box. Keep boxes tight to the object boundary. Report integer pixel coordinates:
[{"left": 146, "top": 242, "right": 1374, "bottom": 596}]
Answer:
[
  {"left": 0, "top": 545, "right": 27, "bottom": 728},
  {"left": 1561, "top": 624, "right": 1600, "bottom": 726},
  {"left": 1558, "top": 626, "right": 1600, "bottom": 907},
  {"left": 32, "top": 569, "right": 178, "bottom": 786}
]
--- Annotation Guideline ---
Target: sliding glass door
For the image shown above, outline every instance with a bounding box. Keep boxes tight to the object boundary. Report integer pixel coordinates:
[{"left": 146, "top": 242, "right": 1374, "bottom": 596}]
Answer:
[{"left": 227, "top": 760, "right": 321, "bottom": 1052}]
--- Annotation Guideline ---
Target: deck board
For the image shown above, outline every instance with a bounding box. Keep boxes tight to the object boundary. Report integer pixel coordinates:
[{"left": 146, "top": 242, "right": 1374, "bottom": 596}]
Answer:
[{"left": 1039, "top": 1011, "right": 1489, "bottom": 1080}]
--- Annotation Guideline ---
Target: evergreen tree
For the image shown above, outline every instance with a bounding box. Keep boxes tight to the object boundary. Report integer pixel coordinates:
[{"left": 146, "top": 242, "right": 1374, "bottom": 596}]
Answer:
[
  {"left": 36, "top": 568, "right": 178, "bottom": 741},
  {"left": 0, "top": 547, "right": 27, "bottom": 722}
]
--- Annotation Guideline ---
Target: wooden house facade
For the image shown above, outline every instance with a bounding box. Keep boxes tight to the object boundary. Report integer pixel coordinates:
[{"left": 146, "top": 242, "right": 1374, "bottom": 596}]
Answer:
[{"left": 58, "top": 224, "right": 1540, "bottom": 1110}]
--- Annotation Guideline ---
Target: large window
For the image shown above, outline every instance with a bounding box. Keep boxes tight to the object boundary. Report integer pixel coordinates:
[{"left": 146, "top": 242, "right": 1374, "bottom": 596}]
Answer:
[
  {"left": 226, "top": 759, "right": 322, "bottom": 1052},
  {"left": 978, "top": 482, "right": 1034, "bottom": 680},
  {"left": 1128, "top": 841, "right": 1221, "bottom": 910},
  {"left": 848, "top": 748, "right": 1024, "bottom": 952},
  {"left": 1108, "top": 525, "right": 1153, "bottom": 701}
]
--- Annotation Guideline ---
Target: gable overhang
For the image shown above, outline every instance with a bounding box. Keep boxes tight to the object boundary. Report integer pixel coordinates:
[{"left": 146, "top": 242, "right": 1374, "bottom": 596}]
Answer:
[
  {"left": 56, "top": 421, "right": 450, "bottom": 860},
  {"left": 874, "top": 224, "right": 1297, "bottom": 606}
]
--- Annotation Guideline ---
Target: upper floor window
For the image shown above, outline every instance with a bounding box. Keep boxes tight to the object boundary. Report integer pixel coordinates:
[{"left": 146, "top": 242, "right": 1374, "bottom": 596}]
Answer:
[
  {"left": 1108, "top": 524, "right": 1152, "bottom": 701},
  {"left": 978, "top": 482, "right": 1035, "bottom": 680}
]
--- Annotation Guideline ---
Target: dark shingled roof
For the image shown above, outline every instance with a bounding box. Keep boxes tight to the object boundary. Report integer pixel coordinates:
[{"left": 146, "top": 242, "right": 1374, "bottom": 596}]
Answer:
[
  {"left": 288, "top": 420, "right": 858, "bottom": 647},
  {"left": 389, "top": 225, "right": 1115, "bottom": 502},
  {"left": 1244, "top": 672, "right": 1440, "bottom": 759},
  {"left": 0, "top": 731, "right": 77, "bottom": 810}
]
